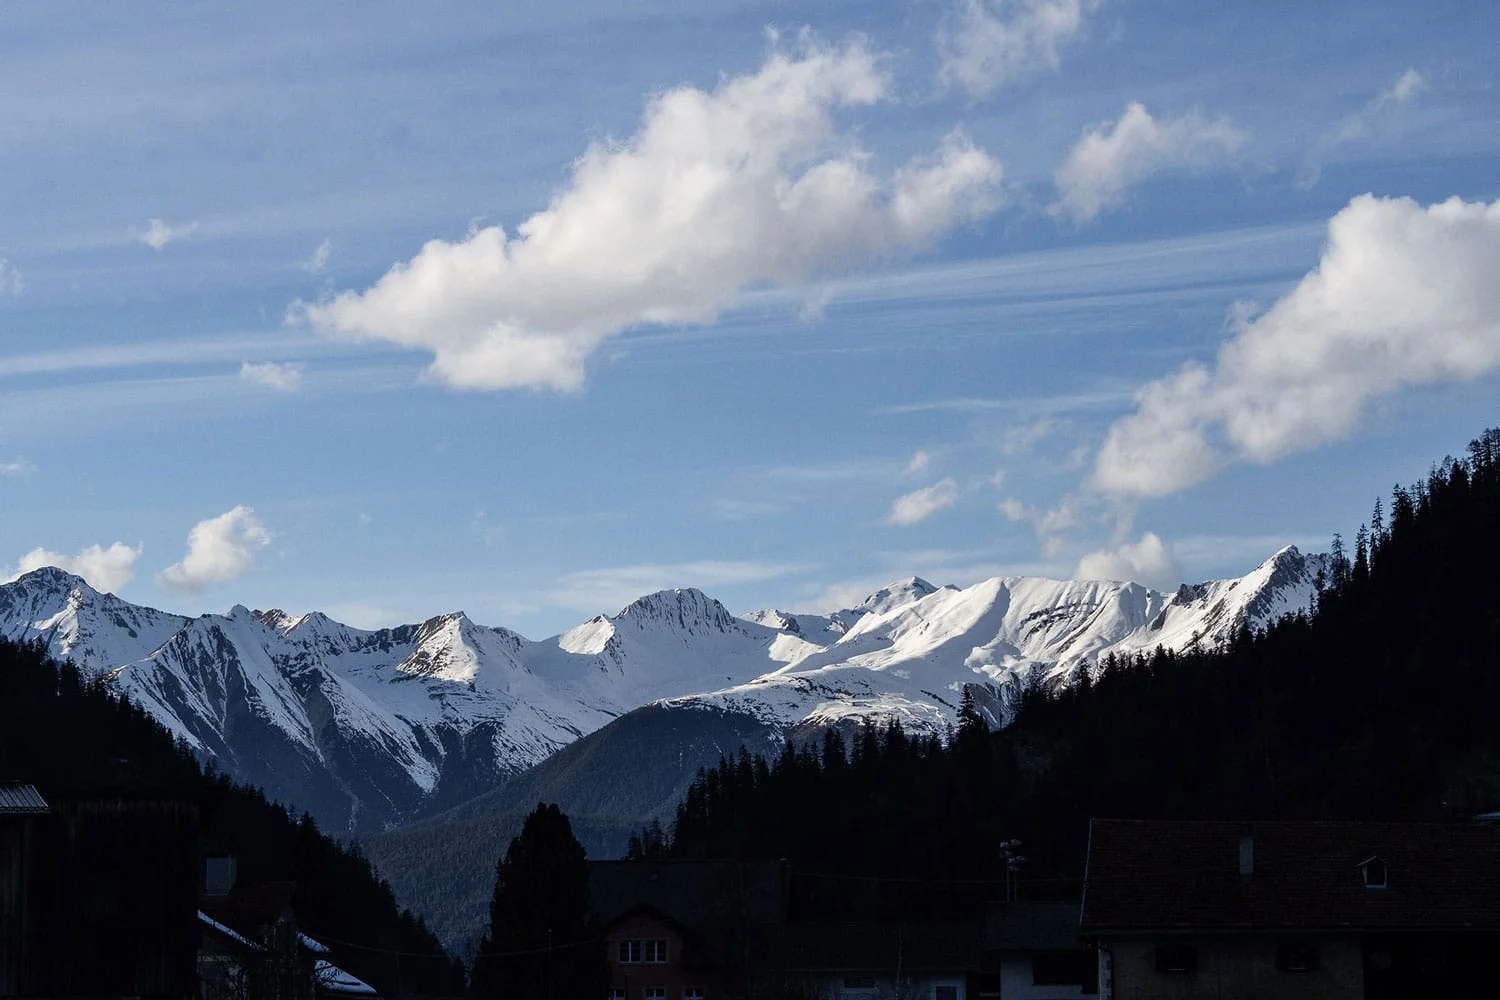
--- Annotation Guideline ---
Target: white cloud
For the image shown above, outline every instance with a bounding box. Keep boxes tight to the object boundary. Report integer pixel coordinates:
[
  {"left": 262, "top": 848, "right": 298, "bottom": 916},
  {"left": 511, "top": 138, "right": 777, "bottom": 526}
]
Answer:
[
  {"left": 302, "top": 238, "right": 333, "bottom": 275},
  {"left": 141, "top": 218, "right": 200, "bottom": 250},
  {"left": 886, "top": 478, "right": 959, "bottom": 525},
  {"left": 239, "top": 361, "right": 304, "bottom": 392},
  {"left": 299, "top": 35, "right": 1003, "bottom": 392},
  {"left": 1, "top": 457, "right": 35, "bottom": 477},
  {"left": 1050, "top": 102, "right": 1247, "bottom": 223},
  {"left": 1074, "top": 531, "right": 1180, "bottom": 589},
  {"left": 0, "top": 259, "right": 23, "bottom": 297},
  {"left": 1299, "top": 69, "right": 1426, "bottom": 189},
  {"left": 903, "top": 450, "right": 932, "bottom": 477},
  {"left": 938, "top": 0, "right": 1097, "bottom": 98},
  {"left": 157, "top": 505, "right": 271, "bottom": 594},
  {"left": 545, "top": 559, "right": 811, "bottom": 614},
  {"left": 1093, "top": 194, "right": 1500, "bottom": 499},
  {"left": 5, "top": 542, "right": 142, "bottom": 593}
]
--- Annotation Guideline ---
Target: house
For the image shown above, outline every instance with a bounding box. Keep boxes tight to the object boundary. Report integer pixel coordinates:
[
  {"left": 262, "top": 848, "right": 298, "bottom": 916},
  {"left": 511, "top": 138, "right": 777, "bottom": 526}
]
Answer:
[
  {"left": 1, "top": 788, "right": 199, "bottom": 997},
  {"left": 590, "top": 859, "right": 791, "bottom": 999},
  {"left": 197, "top": 863, "right": 381, "bottom": 1000},
  {"left": 1080, "top": 819, "right": 1500, "bottom": 1000},
  {"left": 768, "top": 920, "right": 980, "bottom": 1000},
  {"left": 0, "top": 782, "right": 50, "bottom": 996},
  {"left": 981, "top": 902, "right": 1095, "bottom": 999}
]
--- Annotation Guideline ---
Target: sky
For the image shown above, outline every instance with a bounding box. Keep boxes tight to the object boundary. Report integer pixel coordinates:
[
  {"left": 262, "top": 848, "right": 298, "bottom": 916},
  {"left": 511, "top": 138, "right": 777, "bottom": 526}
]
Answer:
[{"left": 2, "top": 0, "right": 1498, "bottom": 637}]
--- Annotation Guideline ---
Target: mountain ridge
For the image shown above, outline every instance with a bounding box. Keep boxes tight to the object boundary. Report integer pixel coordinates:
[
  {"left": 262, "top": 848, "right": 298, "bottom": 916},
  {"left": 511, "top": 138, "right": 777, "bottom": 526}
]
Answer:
[{"left": 0, "top": 547, "right": 1326, "bottom": 831}]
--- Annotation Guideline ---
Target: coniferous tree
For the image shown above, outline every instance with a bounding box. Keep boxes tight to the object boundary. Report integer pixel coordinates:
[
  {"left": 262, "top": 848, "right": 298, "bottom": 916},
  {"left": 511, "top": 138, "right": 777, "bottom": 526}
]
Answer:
[{"left": 471, "top": 803, "right": 605, "bottom": 1000}]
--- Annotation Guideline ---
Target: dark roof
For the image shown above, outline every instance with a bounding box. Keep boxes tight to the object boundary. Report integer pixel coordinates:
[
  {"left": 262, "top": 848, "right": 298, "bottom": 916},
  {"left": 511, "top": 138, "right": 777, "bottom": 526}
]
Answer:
[
  {"left": 983, "top": 902, "right": 1082, "bottom": 951},
  {"left": 199, "top": 881, "right": 298, "bottom": 940},
  {"left": 1081, "top": 819, "right": 1500, "bottom": 933},
  {"left": 589, "top": 860, "right": 789, "bottom": 929},
  {"left": 0, "top": 782, "right": 49, "bottom": 814},
  {"left": 771, "top": 922, "right": 981, "bottom": 973}
]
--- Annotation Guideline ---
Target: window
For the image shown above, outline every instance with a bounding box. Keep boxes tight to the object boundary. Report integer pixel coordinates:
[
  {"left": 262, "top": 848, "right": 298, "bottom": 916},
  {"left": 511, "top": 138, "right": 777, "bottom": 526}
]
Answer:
[
  {"left": 617, "top": 939, "right": 669, "bottom": 964},
  {"left": 842, "top": 977, "right": 877, "bottom": 995},
  {"left": 683, "top": 991, "right": 704, "bottom": 1000},
  {"left": 608, "top": 992, "right": 626, "bottom": 1000},
  {"left": 1277, "top": 938, "right": 1319, "bottom": 972},
  {"left": 1031, "top": 950, "right": 1085, "bottom": 985},
  {"left": 1154, "top": 945, "right": 1198, "bottom": 974},
  {"left": 1360, "top": 856, "right": 1388, "bottom": 889},
  {"left": 644, "top": 990, "right": 665, "bottom": 1000},
  {"left": 933, "top": 986, "right": 959, "bottom": 1000}
]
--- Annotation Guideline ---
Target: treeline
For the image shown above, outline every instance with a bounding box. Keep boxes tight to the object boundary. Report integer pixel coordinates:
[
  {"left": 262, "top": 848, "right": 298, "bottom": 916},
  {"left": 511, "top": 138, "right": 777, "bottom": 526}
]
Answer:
[
  {"left": 0, "top": 638, "right": 467, "bottom": 996},
  {"left": 648, "top": 428, "right": 1500, "bottom": 894}
]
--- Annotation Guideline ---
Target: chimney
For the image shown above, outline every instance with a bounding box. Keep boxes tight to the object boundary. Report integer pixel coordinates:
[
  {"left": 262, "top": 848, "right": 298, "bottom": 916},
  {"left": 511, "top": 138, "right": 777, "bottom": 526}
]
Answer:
[
  {"left": 205, "top": 855, "right": 237, "bottom": 896},
  {"left": 1237, "top": 829, "right": 1254, "bottom": 878}
]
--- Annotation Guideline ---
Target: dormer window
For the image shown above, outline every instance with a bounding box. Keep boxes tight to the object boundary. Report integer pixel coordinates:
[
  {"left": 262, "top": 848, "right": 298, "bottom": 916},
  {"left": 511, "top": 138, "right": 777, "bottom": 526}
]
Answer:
[{"left": 1359, "top": 856, "right": 1388, "bottom": 889}]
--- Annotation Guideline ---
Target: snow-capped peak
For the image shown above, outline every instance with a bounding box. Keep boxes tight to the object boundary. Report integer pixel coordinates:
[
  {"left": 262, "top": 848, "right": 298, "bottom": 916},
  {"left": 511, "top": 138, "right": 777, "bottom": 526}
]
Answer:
[
  {"left": 852, "top": 576, "right": 940, "bottom": 615},
  {"left": 611, "top": 588, "right": 740, "bottom": 636}
]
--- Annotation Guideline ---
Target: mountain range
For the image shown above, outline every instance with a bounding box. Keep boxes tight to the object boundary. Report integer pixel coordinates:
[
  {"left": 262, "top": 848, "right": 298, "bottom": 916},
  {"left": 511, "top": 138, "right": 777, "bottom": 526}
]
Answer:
[{"left": 0, "top": 547, "right": 1326, "bottom": 836}]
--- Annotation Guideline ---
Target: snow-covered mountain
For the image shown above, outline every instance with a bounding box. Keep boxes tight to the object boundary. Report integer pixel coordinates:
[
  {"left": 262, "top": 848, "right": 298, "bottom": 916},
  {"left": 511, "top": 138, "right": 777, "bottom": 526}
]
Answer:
[{"left": 0, "top": 546, "right": 1326, "bottom": 831}]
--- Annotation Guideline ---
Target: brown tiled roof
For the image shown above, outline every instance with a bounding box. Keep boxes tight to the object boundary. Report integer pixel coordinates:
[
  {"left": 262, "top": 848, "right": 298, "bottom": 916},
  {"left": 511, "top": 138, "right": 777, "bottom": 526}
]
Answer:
[{"left": 1081, "top": 819, "right": 1500, "bottom": 932}]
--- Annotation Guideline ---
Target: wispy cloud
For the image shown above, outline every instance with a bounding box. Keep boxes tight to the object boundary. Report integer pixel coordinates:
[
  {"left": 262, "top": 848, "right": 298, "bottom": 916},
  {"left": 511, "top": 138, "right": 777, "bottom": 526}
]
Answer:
[
  {"left": 1, "top": 457, "right": 35, "bottom": 477},
  {"left": 157, "top": 505, "right": 271, "bottom": 595},
  {"left": 0, "top": 260, "right": 23, "bottom": 297},
  {"left": 301, "top": 238, "right": 333, "bottom": 275},
  {"left": 1051, "top": 102, "right": 1248, "bottom": 223},
  {"left": 141, "top": 218, "right": 200, "bottom": 250},
  {"left": 239, "top": 361, "right": 304, "bottom": 392},
  {"left": 545, "top": 559, "right": 813, "bottom": 615},
  {"left": 1093, "top": 194, "right": 1500, "bottom": 499},
  {"left": 903, "top": 450, "right": 932, "bottom": 477},
  {"left": 938, "top": 0, "right": 1099, "bottom": 97},
  {"left": 886, "top": 479, "right": 959, "bottom": 525},
  {"left": 300, "top": 33, "right": 1002, "bottom": 392},
  {"left": 1299, "top": 69, "right": 1426, "bottom": 188}
]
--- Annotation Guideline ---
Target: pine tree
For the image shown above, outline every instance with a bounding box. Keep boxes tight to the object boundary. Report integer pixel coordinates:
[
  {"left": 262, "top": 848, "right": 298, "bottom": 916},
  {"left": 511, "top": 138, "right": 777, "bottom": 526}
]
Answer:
[{"left": 471, "top": 803, "right": 606, "bottom": 1000}]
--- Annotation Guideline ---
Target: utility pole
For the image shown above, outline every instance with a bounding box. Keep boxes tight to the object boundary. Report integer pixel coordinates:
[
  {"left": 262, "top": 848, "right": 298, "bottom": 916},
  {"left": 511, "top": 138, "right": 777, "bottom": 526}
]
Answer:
[{"left": 1001, "top": 839, "right": 1027, "bottom": 903}]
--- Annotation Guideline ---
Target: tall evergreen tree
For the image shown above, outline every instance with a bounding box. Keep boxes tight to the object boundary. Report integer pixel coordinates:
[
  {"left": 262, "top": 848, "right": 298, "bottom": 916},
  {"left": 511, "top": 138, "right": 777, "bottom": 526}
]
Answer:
[{"left": 471, "top": 803, "right": 606, "bottom": 1000}]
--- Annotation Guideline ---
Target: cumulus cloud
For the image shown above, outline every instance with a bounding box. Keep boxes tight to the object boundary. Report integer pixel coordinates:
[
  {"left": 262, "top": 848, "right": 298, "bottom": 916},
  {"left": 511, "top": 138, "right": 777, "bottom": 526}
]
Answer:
[
  {"left": 1299, "top": 69, "right": 1426, "bottom": 189},
  {"left": 1093, "top": 194, "right": 1500, "bottom": 499},
  {"left": 886, "top": 479, "right": 959, "bottom": 525},
  {"left": 157, "top": 505, "right": 271, "bottom": 594},
  {"left": 545, "top": 559, "right": 810, "bottom": 614},
  {"left": 239, "top": 361, "right": 304, "bottom": 392},
  {"left": 141, "top": 218, "right": 200, "bottom": 250},
  {"left": 299, "top": 35, "right": 1003, "bottom": 392},
  {"left": 5, "top": 542, "right": 142, "bottom": 593},
  {"left": 1074, "top": 531, "right": 1180, "bottom": 588},
  {"left": 301, "top": 238, "right": 333, "bottom": 275},
  {"left": 938, "top": 0, "right": 1097, "bottom": 97},
  {"left": 1050, "top": 102, "right": 1247, "bottom": 223}
]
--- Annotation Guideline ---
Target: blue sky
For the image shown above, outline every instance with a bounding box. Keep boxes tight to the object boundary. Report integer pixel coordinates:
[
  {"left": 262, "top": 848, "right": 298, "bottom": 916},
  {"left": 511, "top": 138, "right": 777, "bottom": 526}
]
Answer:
[{"left": 2, "top": 0, "right": 1498, "bottom": 636}]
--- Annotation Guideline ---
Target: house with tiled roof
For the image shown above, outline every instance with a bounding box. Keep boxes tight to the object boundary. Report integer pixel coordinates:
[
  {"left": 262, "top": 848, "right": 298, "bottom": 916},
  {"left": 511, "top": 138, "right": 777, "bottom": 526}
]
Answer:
[{"left": 1080, "top": 819, "right": 1500, "bottom": 999}]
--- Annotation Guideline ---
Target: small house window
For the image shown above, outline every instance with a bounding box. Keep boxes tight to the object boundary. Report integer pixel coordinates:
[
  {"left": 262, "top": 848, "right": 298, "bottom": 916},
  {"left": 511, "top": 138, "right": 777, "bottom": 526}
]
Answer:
[
  {"left": 1360, "top": 856, "right": 1388, "bottom": 888},
  {"left": 644, "top": 990, "right": 666, "bottom": 1000},
  {"left": 608, "top": 992, "right": 626, "bottom": 1000},
  {"left": 1276, "top": 939, "right": 1319, "bottom": 972},
  {"left": 683, "top": 990, "right": 704, "bottom": 1000},
  {"left": 843, "top": 977, "right": 877, "bottom": 995},
  {"left": 1155, "top": 945, "right": 1198, "bottom": 974},
  {"left": 618, "top": 939, "right": 669, "bottom": 964}
]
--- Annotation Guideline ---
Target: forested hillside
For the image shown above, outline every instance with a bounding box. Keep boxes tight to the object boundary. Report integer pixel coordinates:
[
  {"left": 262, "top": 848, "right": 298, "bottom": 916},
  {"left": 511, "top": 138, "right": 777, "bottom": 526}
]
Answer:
[
  {"left": 657, "top": 429, "right": 1500, "bottom": 893},
  {"left": 0, "top": 638, "right": 466, "bottom": 996}
]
